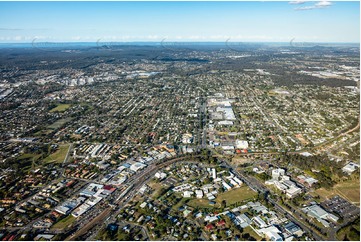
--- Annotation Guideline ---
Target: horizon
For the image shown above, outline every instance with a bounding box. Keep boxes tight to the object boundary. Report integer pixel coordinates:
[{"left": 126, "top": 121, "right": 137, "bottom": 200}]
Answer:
[
  {"left": 0, "top": 40, "right": 359, "bottom": 46},
  {"left": 0, "top": 1, "right": 359, "bottom": 43}
]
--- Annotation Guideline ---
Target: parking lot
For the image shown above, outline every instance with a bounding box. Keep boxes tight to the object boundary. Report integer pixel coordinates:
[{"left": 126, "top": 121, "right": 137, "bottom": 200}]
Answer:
[{"left": 321, "top": 196, "right": 360, "bottom": 220}]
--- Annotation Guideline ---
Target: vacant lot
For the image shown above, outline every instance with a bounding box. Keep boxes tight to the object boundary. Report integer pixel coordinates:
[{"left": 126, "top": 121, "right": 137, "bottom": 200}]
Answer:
[
  {"left": 48, "top": 117, "right": 72, "bottom": 130},
  {"left": 50, "top": 104, "right": 71, "bottom": 112},
  {"left": 231, "top": 156, "right": 252, "bottom": 165},
  {"left": 216, "top": 186, "right": 257, "bottom": 206},
  {"left": 187, "top": 199, "right": 215, "bottom": 209},
  {"left": 334, "top": 180, "right": 360, "bottom": 204},
  {"left": 185, "top": 186, "right": 257, "bottom": 209},
  {"left": 18, "top": 153, "right": 42, "bottom": 161},
  {"left": 243, "top": 226, "right": 262, "bottom": 240},
  {"left": 44, "top": 144, "right": 70, "bottom": 164},
  {"left": 148, "top": 180, "right": 165, "bottom": 198},
  {"left": 51, "top": 215, "right": 76, "bottom": 230},
  {"left": 314, "top": 179, "right": 360, "bottom": 204}
]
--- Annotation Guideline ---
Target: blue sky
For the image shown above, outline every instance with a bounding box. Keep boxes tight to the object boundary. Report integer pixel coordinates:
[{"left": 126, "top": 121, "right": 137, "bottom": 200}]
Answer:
[{"left": 0, "top": 1, "right": 359, "bottom": 43}]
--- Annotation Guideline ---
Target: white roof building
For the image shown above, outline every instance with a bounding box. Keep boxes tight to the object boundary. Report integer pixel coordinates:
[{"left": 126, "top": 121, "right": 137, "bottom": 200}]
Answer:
[
  {"left": 195, "top": 190, "right": 203, "bottom": 198},
  {"left": 286, "top": 186, "right": 302, "bottom": 198},
  {"left": 235, "top": 140, "right": 249, "bottom": 149},
  {"left": 183, "top": 191, "right": 194, "bottom": 198},
  {"left": 130, "top": 162, "right": 147, "bottom": 172},
  {"left": 234, "top": 214, "right": 252, "bottom": 228},
  {"left": 302, "top": 204, "right": 338, "bottom": 227},
  {"left": 272, "top": 168, "right": 285, "bottom": 180},
  {"left": 259, "top": 226, "right": 283, "bottom": 241},
  {"left": 140, "top": 202, "right": 147, "bottom": 209},
  {"left": 222, "top": 145, "right": 235, "bottom": 150},
  {"left": 342, "top": 162, "right": 360, "bottom": 175},
  {"left": 155, "top": 172, "right": 167, "bottom": 180},
  {"left": 218, "top": 120, "right": 234, "bottom": 126},
  {"left": 252, "top": 215, "right": 268, "bottom": 228}
]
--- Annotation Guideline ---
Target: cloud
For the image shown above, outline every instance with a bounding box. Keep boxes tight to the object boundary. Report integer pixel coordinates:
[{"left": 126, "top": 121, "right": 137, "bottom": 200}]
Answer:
[
  {"left": 14, "top": 36, "right": 23, "bottom": 41},
  {"left": 295, "top": 6, "right": 317, "bottom": 10},
  {"left": 0, "top": 28, "right": 23, "bottom": 31},
  {"left": 294, "top": 1, "right": 333, "bottom": 10},
  {"left": 146, "top": 35, "right": 159, "bottom": 40},
  {"left": 315, "top": 1, "right": 332, "bottom": 7},
  {"left": 289, "top": 1, "right": 307, "bottom": 5}
]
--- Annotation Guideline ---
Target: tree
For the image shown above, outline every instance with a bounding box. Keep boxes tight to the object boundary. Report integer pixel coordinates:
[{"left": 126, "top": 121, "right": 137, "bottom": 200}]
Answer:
[{"left": 221, "top": 200, "right": 227, "bottom": 208}]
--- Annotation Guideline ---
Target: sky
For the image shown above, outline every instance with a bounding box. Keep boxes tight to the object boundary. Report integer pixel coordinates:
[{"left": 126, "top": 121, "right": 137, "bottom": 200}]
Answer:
[{"left": 0, "top": 1, "right": 359, "bottom": 43}]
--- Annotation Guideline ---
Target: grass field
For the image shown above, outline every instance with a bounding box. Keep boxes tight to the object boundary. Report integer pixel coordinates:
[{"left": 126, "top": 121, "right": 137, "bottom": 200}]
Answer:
[
  {"left": 243, "top": 226, "right": 262, "bottom": 240},
  {"left": 148, "top": 180, "right": 164, "bottom": 198},
  {"left": 240, "top": 114, "right": 249, "bottom": 119},
  {"left": 267, "top": 90, "right": 276, "bottom": 96},
  {"left": 334, "top": 180, "right": 360, "bottom": 204},
  {"left": 187, "top": 199, "right": 215, "bottom": 209},
  {"left": 34, "top": 129, "right": 53, "bottom": 137},
  {"left": 47, "top": 117, "right": 72, "bottom": 130},
  {"left": 231, "top": 156, "right": 252, "bottom": 165},
  {"left": 215, "top": 187, "right": 257, "bottom": 206},
  {"left": 51, "top": 215, "right": 76, "bottom": 230},
  {"left": 18, "top": 153, "right": 42, "bottom": 161},
  {"left": 50, "top": 104, "right": 71, "bottom": 112},
  {"left": 44, "top": 144, "right": 70, "bottom": 164},
  {"left": 185, "top": 187, "right": 257, "bottom": 209},
  {"left": 314, "top": 179, "right": 360, "bottom": 204}
]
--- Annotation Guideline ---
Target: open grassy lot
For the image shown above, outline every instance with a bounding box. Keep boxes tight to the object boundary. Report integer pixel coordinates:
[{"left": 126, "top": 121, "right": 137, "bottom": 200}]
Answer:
[
  {"left": 50, "top": 104, "right": 71, "bottom": 112},
  {"left": 44, "top": 144, "right": 70, "bottom": 164},
  {"left": 311, "top": 188, "right": 337, "bottom": 201},
  {"left": 148, "top": 180, "right": 167, "bottom": 199},
  {"left": 240, "top": 114, "right": 249, "bottom": 119},
  {"left": 17, "top": 153, "right": 43, "bottom": 172},
  {"left": 313, "top": 179, "right": 360, "bottom": 204},
  {"left": 18, "top": 153, "right": 42, "bottom": 161},
  {"left": 187, "top": 199, "right": 215, "bottom": 209},
  {"left": 231, "top": 156, "right": 252, "bottom": 165},
  {"left": 215, "top": 186, "right": 257, "bottom": 206},
  {"left": 334, "top": 180, "right": 360, "bottom": 204},
  {"left": 51, "top": 215, "right": 76, "bottom": 230},
  {"left": 47, "top": 117, "right": 72, "bottom": 130},
  {"left": 182, "top": 187, "right": 257, "bottom": 209},
  {"left": 34, "top": 129, "right": 53, "bottom": 137},
  {"left": 243, "top": 226, "right": 262, "bottom": 240}
]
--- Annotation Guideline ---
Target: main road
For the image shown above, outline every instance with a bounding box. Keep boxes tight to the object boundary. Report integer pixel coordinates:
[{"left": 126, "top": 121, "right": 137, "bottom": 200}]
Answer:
[
  {"left": 69, "top": 154, "right": 202, "bottom": 241},
  {"left": 220, "top": 158, "right": 326, "bottom": 241}
]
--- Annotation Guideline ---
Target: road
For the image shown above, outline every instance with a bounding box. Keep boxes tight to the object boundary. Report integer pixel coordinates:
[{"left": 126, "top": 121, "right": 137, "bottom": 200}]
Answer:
[
  {"left": 8, "top": 116, "right": 359, "bottom": 240},
  {"left": 60, "top": 143, "right": 73, "bottom": 177},
  {"left": 65, "top": 206, "right": 113, "bottom": 241},
  {"left": 196, "top": 97, "right": 207, "bottom": 149},
  {"left": 312, "top": 118, "right": 360, "bottom": 154},
  {"left": 219, "top": 158, "right": 326, "bottom": 241},
  {"left": 71, "top": 155, "right": 202, "bottom": 241},
  {"left": 81, "top": 148, "right": 358, "bottom": 241}
]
